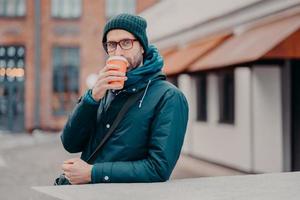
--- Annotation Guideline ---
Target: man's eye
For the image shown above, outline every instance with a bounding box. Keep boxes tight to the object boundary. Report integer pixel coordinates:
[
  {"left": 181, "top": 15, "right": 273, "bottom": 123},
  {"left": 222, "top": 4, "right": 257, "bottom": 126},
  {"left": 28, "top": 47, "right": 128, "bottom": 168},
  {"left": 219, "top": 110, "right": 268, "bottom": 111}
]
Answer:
[
  {"left": 107, "top": 42, "right": 115, "bottom": 48},
  {"left": 121, "top": 40, "right": 131, "bottom": 46}
]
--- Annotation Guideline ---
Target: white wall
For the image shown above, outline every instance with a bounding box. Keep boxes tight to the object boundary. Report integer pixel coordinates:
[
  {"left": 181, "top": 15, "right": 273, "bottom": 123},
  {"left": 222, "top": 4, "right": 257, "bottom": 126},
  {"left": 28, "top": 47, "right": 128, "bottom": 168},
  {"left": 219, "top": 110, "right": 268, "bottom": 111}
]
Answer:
[
  {"left": 252, "top": 66, "right": 283, "bottom": 172},
  {"left": 178, "top": 74, "right": 195, "bottom": 155},
  {"left": 141, "top": 0, "right": 300, "bottom": 48},
  {"left": 187, "top": 68, "right": 253, "bottom": 171},
  {"left": 181, "top": 66, "right": 285, "bottom": 172},
  {"left": 141, "top": 0, "right": 263, "bottom": 41}
]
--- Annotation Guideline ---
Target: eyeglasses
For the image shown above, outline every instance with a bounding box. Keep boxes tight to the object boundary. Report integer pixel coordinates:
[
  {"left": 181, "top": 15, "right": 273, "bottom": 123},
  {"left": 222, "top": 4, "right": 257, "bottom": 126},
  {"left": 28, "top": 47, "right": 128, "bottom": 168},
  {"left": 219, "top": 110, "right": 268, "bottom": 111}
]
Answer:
[{"left": 104, "top": 39, "right": 138, "bottom": 53}]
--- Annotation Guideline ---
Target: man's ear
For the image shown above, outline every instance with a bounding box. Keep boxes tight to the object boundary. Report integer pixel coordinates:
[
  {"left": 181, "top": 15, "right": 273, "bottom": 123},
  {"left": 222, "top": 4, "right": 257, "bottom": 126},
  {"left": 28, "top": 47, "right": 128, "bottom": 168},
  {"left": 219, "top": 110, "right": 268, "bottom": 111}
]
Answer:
[{"left": 141, "top": 45, "right": 144, "bottom": 54}]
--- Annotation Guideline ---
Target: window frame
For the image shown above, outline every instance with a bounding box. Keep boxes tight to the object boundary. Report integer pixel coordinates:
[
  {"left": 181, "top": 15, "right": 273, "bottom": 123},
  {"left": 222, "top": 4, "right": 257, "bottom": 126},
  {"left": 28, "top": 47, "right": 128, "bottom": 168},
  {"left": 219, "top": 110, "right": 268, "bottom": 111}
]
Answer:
[
  {"left": 105, "top": 0, "right": 136, "bottom": 19},
  {"left": 0, "top": 0, "right": 26, "bottom": 18},
  {"left": 52, "top": 46, "right": 80, "bottom": 116},
  {"left": 218, "top": 69, "right": 235, "bottom": 124},
  {"left": 195, "top": 73, "right": 208, "bottom": 122},
  {"left": 51, "top": 0, "right": 82, "bottom": 20}
]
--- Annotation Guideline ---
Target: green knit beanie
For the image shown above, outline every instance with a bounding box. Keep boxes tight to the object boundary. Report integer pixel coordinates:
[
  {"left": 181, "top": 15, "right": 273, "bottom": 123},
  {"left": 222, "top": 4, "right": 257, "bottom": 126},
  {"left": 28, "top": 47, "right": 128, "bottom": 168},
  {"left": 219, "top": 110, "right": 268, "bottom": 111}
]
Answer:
[{"left": 102, "top": 13, "right": 149, "bottom": 55}]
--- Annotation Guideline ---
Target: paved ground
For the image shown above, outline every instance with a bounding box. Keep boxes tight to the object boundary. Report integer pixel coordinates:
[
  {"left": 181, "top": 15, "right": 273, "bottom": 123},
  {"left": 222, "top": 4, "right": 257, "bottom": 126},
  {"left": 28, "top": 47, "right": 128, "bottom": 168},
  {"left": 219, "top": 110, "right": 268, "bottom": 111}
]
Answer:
[
  {"left": 0, "top": 131, "right": 244, "bottom": 199},
  {"left": 0, "top": 131, "right": 75, "bottom": 187}
]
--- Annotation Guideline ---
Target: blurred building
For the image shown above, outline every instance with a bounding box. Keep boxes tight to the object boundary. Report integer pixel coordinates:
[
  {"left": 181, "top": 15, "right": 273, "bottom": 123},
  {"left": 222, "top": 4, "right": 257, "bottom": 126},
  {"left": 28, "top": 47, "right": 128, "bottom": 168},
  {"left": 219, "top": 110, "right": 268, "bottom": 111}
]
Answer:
[
  {"left": 141, "top": 0, "right": 300, "bottom": 172},
  {"left": 0, "top": 0, "right": 158, "bottom": 132}
]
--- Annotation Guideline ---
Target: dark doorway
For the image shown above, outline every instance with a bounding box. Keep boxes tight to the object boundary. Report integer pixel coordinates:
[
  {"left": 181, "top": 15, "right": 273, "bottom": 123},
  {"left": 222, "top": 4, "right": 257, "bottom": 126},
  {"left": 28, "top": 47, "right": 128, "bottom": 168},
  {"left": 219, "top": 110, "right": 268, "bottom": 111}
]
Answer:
[
  {"left": 0, "top": 45, "right": 25, "bottom": 132},
  {"left": 291, "top": 60, "right": 300, "bottom": 171}
]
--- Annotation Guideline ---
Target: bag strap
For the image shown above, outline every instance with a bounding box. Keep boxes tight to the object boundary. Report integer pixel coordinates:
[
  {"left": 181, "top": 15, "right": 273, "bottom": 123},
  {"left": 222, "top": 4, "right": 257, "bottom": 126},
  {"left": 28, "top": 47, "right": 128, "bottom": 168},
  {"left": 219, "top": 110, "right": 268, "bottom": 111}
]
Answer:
[{"left": 87, "top": 89, "right": 144, "bottom": 164}]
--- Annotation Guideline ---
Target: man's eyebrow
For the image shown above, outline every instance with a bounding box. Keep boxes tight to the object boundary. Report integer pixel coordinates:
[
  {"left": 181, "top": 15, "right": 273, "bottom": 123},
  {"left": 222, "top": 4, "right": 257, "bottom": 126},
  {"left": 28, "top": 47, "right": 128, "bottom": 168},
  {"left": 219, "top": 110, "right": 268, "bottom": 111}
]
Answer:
[{"left": 107, "top": 38, "right": 136, "bottom": 42}]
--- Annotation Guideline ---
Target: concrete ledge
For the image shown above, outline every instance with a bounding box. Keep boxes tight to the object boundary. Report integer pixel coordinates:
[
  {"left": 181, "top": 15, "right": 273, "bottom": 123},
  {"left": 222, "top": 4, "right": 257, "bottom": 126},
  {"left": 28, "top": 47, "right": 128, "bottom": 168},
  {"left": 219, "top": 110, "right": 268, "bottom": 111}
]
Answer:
[{"left": 33, "top": 172, "right": 300, "bottom": 200}]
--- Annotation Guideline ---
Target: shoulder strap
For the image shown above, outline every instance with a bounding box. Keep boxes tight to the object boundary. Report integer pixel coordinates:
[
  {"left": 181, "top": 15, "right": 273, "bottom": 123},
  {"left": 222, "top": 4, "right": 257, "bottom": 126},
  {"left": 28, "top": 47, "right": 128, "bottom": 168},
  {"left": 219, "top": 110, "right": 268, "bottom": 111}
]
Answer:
[{"left": 87, "top": 90, "right": 144, "bottom": 164}]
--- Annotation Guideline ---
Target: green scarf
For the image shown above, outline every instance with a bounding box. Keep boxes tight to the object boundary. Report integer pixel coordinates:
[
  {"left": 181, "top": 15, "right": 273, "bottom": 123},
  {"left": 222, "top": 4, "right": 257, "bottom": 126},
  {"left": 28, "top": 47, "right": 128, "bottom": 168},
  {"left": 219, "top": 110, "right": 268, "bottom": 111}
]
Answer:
[{"left": 124, "top": 45, "right": 164, "bottom": 88}]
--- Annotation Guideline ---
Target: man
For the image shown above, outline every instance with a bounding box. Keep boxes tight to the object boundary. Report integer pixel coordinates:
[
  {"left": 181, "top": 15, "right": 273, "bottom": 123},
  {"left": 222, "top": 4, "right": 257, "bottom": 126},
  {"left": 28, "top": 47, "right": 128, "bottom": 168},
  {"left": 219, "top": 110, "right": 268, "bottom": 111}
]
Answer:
[{"left": 60, "top": 13, "right": 189, "bottom": 184}]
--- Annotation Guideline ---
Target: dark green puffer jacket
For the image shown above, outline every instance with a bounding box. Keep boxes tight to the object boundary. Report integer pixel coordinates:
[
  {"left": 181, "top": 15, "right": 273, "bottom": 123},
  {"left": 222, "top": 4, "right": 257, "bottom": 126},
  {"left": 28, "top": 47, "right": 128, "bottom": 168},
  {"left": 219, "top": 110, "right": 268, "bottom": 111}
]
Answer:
[
  {"left": 61, "top": 46, "right": 189, "bottom": 183},
  {"left": 61, "top": 72, "right": 188, "bottom": 183}
]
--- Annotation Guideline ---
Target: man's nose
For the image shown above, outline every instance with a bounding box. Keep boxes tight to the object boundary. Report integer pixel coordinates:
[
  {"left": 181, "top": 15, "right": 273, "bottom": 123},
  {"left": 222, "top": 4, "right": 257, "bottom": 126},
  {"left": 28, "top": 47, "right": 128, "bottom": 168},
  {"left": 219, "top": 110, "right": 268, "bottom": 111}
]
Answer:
[{"left": 114, "top": 44, "right": 123, "bottom": 56}]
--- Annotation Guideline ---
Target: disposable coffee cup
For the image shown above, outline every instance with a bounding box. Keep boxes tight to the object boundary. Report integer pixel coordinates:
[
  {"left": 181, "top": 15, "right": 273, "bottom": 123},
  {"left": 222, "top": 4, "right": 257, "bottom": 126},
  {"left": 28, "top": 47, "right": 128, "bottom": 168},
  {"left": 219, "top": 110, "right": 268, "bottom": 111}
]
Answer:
[{"left": 106, "top": 56, "right": 128, "bottom": 88}]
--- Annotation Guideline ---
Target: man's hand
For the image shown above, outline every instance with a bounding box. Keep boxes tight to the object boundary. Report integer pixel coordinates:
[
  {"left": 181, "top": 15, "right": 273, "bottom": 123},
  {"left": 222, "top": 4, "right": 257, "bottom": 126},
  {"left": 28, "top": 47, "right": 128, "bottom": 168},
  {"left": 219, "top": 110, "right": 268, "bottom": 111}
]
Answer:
[
  {"left": 92, "top": 64, "right": 128, "bottom": 101},
  {"left": 62, "top": 158, "right": 93, "bottom": 185}
]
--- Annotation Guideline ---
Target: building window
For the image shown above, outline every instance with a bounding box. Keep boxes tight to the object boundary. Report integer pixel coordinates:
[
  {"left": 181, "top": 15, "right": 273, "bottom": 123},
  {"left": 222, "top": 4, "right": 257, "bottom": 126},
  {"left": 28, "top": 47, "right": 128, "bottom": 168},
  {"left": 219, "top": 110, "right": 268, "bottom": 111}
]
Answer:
[
  {"left": 0, "top": 45, "right": 25, "bottom": 82},
  {"left": 167, "top": 75, "right": 178, "bottom": 87},
  {"left": 106, "top": 0, "right": 136, "bottom": 19},
  {"left": 218, "top": 70, "right": 235, "bottom": 124},
  {"left": 51, "top": 0, "right": 82, "bottom": 19},
  {"left": 52, "top": 47, "right": 80, "bottom": 116},
  {"left": 0, "top": 45, "right": 25, "bottom": 131},
  {"left": 195, "top": 73, "right": 207, "bottom": 122},
  {"left": 0, "top": 0, "right": 26, "bottom": 17}
]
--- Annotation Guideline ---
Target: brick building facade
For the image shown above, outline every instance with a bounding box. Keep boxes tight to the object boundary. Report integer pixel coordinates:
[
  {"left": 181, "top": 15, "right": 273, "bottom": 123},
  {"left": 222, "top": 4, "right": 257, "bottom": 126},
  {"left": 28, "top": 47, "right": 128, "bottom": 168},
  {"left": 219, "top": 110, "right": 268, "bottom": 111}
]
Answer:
[{"left": 0, "top": 0, "right": 158, "bottom": 132}]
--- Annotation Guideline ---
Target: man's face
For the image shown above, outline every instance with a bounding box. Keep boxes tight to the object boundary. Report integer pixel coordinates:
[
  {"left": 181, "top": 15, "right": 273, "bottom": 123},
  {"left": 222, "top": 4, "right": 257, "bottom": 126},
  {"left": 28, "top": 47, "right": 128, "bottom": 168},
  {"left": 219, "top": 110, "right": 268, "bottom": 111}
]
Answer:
[{"left": 106, "top": 29, "right": 144, "bottom": 71}]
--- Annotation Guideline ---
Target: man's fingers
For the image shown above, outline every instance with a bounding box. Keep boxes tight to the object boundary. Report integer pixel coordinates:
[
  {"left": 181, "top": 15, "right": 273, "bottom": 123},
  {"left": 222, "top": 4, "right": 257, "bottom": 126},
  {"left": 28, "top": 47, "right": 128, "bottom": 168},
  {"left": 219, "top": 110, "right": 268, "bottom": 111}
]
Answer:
[
  {"left": 64, "top": 172, "right": 70, "bottom": 178},
  {"left": 64, "top": 173, "right": 72, "bottom": 183},
  {"left": 100, "top": 64, "right": 121, "bottom": 73},
  {"left": 96, "top": 69, "right": 126, "bottom": 85},
  {"left": 63, "top": 159, "right": 73, "bottom": 164},
  {"left": 64, "top": 158, "right": 79, "bottom": 164},
  {"left": 96, "top": 76, "right": 127, "bottom": 89},
  {"left": 62, "top": 157, "right": 80, "bottom": 171},
  {"left": 99, "top": 78, "right": 126, "bottom": 90},
  {"left": 102, "top": 76, "right": 127, "bottom": 83},
  {"left": 103, "top": 83, "right": 124, "bottom": 91},
  {"left": 62, "top": 163, "right": 72, "bottom": 171},
  {"left": 105, "top": 64, "right": 121, "bottom": 71},
  {"left": 95, "top": 76, "right": 126, "bottom": 90},
  {"left": 104, "top": 70, "right": 126, "bottom": 77},
  {"left": 92, "top": 67, "right": 127, "bottom": 100}
]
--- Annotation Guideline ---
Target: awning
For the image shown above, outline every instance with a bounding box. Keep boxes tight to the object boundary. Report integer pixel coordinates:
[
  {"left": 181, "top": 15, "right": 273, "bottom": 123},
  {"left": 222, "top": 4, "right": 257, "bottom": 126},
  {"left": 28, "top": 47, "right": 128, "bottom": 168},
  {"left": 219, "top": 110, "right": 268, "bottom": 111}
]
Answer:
[
  {"left": 264, "top": 28, "right": 300, "bottom": 58},
  {"left": 188, "top": 14, "right": 300, "bottom": 72},
  {"left": 160, "top": 47, "right": 178, "bottom": 58},
  {"left": 162, "top": 34, "right": 230, "bottom": 76}
]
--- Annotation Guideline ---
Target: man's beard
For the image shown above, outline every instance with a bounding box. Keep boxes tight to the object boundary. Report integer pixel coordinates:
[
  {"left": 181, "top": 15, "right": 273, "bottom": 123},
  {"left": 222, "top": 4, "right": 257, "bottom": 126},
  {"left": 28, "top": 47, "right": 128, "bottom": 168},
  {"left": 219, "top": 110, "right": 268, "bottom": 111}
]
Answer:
[{"left": 126, "top": 53, "right": 143, "bottom": 72}]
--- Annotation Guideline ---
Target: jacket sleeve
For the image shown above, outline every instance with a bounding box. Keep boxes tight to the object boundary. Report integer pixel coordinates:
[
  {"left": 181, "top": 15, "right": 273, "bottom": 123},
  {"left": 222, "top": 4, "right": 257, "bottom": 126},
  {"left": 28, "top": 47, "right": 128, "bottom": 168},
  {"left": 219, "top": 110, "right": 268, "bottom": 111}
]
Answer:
[
  {"left": 61, "top": 90, "right": 100, "bottom": 153},
  {"left": 91, "top": 89, "right": 189, "bottom": 183}
]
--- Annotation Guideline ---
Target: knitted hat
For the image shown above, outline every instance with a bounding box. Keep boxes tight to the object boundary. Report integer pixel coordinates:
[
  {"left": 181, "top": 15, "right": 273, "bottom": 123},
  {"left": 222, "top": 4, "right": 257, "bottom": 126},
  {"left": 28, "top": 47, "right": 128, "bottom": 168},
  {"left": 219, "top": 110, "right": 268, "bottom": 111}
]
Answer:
[{"left": 102, "top": 13, "right": 149, "bottom": 55}]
